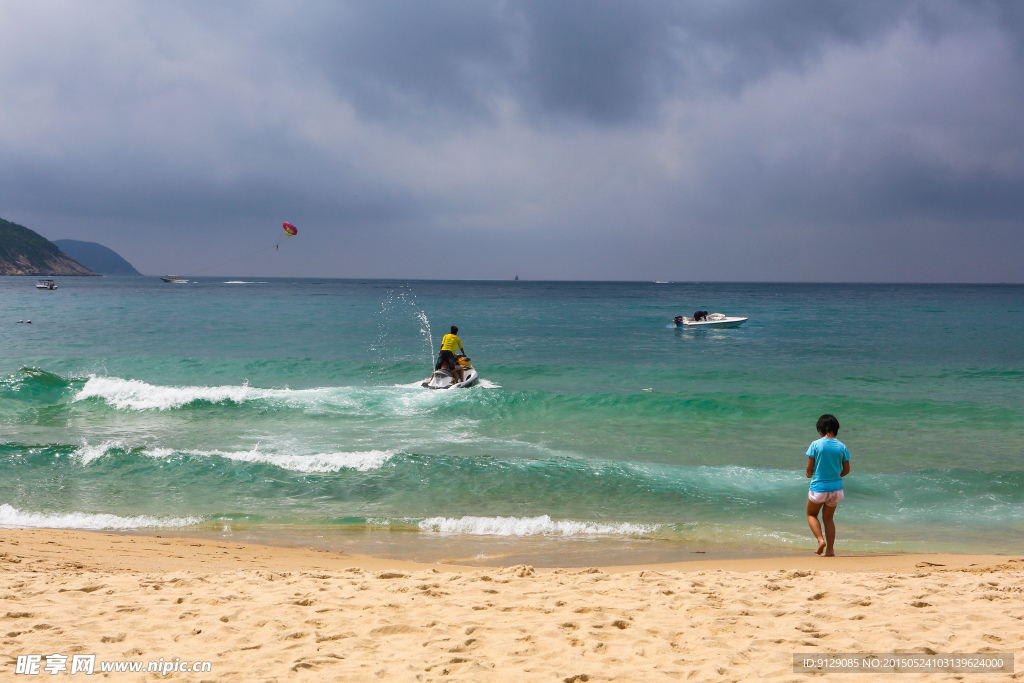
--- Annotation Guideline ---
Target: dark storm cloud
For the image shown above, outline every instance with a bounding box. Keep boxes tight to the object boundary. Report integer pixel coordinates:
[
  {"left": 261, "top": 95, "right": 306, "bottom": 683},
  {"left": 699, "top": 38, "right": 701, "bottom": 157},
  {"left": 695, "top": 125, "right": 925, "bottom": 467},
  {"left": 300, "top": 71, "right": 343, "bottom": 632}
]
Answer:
[
  {"left": 278, "top": 0, "right": 908, "bottom": 125},
  {"left": 286, "top": 0, "right": 1013, "bottom": 125},
  {"left": 0, "top": 0, "right": 1021, "bottom": 280},
  {"left": 297, "top": 1, "right": 517, "bottom": 123}
]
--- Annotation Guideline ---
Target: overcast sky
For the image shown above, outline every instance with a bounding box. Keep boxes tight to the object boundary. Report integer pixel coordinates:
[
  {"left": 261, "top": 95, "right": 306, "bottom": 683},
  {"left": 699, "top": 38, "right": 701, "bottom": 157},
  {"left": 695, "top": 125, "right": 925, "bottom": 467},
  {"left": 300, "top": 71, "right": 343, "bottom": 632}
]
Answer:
[{"left": 1, "top": 1, "right": 1021, "bottom": 281}]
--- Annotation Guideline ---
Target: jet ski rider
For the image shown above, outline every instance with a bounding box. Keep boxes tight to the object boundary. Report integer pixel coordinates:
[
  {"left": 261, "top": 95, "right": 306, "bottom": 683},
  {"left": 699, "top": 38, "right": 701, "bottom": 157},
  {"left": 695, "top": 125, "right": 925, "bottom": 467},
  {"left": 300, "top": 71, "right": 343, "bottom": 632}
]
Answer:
[{"left": 436, "top": 326, "right": 467, "bottom": 384}]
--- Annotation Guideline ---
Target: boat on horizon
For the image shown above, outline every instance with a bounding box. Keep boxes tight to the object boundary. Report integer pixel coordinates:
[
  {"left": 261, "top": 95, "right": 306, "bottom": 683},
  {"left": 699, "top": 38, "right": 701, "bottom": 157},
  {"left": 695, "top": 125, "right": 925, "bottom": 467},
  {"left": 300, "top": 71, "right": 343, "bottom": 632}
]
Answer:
[
  {"left": 673, "top": 313, "right": 748, "bottom": 328},
  {"left": 160, "top": 275, "right": 189, "bottom": 283},
  {"left": 35, "top": 279, "right": 57, "bottom": 290}
]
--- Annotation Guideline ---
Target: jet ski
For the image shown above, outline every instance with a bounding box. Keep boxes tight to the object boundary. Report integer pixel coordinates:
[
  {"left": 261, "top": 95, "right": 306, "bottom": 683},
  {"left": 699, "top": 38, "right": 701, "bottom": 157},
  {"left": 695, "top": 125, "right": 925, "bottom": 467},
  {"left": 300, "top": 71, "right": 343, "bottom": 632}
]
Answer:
[{"left": 421, "top": 356, "right": 479, "bottom": 389}]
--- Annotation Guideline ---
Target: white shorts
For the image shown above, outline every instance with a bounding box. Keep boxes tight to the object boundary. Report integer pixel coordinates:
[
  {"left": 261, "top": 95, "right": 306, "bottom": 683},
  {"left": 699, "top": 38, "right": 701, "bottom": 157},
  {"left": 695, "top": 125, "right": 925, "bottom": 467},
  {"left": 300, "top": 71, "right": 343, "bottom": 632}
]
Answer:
[{"left": 808, "top": 489, "right": 844, "bottom": 507}]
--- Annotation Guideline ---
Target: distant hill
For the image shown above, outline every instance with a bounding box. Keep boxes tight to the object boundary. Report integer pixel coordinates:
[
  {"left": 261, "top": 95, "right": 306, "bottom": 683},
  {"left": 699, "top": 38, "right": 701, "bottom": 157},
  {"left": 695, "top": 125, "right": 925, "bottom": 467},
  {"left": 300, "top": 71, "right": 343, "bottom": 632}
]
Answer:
[
  {"left": 0, "top": 217, "right": 95, "bottom": 276},
  {"left": 53, "top": 239, "right": 142, "bottom": 275}
]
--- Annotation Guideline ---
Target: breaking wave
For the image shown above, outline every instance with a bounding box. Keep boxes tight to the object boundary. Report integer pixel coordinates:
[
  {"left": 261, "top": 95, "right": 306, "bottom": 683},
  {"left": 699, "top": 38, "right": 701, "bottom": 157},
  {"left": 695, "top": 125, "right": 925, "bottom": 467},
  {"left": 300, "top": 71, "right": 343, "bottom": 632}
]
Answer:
[
  {"left": 417, "top": 514, "right": 663, "bottom": 537},
  {"left": 73, "top": 376, "right": 266, "bottom": 410},
  {"left": 0, "top": 504, "right": 202, "bottom": 530},
  {"left": 71, "top": 375, "right": 496, "bottom": 412},
  {"left": 71, "top": 441, "right": 396, "bottom": 473}
]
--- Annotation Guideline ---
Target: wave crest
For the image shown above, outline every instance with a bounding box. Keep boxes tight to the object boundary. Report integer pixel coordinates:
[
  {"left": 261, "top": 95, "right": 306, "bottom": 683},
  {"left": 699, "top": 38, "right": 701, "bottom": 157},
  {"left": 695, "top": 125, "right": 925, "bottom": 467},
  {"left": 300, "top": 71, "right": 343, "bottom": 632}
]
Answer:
[
  {"left": 74, "top": 376, "right": 262, "bottom": 410},
  {"left": 418, "top": 514, "right": 662, "bottom": 537},
  {"left": 72, "top": 442, "right": 396, "bottom": 473},
  {"left": 209, "top": 448, "right": 395, "bottom": 473},
  {"left": 0, "top": 503, "right": 201, "bottom": 530}
]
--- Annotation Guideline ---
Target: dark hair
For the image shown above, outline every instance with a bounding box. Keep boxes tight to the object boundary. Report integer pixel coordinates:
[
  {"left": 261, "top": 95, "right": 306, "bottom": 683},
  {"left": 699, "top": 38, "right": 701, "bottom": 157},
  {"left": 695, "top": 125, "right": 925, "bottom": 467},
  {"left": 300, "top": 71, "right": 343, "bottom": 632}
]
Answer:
[
  {"left": 816, "top": 414, "right": 840, "bottom": 436},
  {"left": 450, "top": 326, "right": 458, "bottom": 334}
]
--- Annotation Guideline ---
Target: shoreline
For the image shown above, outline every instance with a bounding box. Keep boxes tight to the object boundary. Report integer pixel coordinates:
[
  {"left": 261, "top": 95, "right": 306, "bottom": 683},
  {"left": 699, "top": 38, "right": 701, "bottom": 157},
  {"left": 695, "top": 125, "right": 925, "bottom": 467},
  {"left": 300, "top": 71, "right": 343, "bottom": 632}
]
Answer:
[
  {"left": 2, "top": 528, "right": 1021, "bottom": 681},
  {"left": 3, "top": 527, "right": 1020, "bottom": 574}
]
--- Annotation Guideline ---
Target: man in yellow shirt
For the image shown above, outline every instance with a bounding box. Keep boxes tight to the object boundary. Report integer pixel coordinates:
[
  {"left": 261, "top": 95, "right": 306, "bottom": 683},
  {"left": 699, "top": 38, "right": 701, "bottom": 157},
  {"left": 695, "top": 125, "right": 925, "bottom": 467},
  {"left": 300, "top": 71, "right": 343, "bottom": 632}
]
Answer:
[{"left": 435, "top": 326, "right": 467, "bottom": 384}]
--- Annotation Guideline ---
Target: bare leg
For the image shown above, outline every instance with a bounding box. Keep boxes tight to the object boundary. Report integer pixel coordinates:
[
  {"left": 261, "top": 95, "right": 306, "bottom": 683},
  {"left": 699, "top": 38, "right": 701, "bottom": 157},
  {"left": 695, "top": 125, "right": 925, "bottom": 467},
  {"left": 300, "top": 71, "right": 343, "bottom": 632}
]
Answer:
[
  {"left": 806, "top": 500, "right": 826, "bottom": 555},
  {"left": 821, "top": 504, "right": 837, "bottom": 556}
]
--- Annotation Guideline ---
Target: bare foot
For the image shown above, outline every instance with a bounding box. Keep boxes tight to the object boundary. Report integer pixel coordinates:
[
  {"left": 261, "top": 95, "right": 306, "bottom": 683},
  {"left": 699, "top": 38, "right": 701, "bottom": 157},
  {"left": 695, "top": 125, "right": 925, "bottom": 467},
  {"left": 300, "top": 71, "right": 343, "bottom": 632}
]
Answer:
[
  {"left": 824, "top": 551, "right": 835, "bottom": 557},
  {"left": 815, "top": 539, "right": 826, "bottom": 555}
]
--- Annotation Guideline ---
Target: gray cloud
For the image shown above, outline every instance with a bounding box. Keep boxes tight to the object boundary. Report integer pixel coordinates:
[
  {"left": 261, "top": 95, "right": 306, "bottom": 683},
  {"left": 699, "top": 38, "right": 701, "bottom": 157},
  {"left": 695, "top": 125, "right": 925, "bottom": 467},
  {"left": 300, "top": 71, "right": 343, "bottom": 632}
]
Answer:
[
  {"left": 0, "top": 0, "right": 1021, "bottom": 281},
  {"left": 275, "top": 1, "right": 917, "bottom": 125}
]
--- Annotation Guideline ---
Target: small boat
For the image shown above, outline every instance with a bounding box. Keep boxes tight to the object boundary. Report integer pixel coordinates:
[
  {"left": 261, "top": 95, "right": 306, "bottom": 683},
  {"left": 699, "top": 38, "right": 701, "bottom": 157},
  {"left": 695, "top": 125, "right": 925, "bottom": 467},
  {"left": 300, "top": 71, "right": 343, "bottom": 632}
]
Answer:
[
  {"left": 421, "top": 357, "right": 479, "bottom": 390},
  {"left": 160, "top": 275, "right": 189, "bottom": 283},
  {"left": 35, "top": 279, "right": 57, "bottom": 290},
  {"left": 673, "top": 313, "right": 748, "bottom": 328}
]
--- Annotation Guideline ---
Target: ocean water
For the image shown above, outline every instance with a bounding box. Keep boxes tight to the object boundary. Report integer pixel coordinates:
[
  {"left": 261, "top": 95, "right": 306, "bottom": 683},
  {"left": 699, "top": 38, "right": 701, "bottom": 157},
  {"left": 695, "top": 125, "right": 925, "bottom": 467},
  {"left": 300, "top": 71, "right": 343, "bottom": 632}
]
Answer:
[{"left": 1, "top": 277, "right": 1021, "bottom": 566}]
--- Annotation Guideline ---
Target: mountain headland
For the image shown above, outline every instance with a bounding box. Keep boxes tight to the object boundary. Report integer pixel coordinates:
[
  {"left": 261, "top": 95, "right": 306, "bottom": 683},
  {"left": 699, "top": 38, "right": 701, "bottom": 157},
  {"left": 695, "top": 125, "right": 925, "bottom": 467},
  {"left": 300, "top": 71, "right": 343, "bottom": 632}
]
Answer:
[
  {"left": 0, "top": 217, "right": 95, "bottom": 276},
  {"left": 53, "top": 239, "right": 142, "bottom": 275}
]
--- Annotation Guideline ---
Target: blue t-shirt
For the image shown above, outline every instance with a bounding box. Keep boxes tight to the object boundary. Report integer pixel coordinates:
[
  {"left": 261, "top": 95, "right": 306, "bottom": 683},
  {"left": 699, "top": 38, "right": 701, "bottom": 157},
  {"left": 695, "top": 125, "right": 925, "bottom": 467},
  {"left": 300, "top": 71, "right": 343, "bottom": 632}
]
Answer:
[{"left": 806, "top": 437, "right": 850, "bottom": 492}]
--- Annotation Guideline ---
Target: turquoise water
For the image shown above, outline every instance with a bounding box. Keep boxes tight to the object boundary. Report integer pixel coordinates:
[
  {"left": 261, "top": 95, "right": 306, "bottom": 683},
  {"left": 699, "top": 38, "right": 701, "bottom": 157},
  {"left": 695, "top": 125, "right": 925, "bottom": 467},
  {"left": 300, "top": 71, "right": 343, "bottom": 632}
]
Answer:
[{"left": 1, "top": 277, "right": 1021, "bottom": 565}]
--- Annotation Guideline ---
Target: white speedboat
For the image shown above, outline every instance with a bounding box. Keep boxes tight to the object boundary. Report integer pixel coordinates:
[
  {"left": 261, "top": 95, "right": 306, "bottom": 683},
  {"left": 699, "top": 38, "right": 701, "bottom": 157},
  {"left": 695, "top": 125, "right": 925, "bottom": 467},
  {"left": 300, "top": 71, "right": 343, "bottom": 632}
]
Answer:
[
  {"left": 421, "top": 357, "right": 479, "bottom": 389},
  {"left": 35, "top": 279, "right": 58, "bottom": 290},
  {"left": 160, "top": 275, "right": 189, "bottom": 283},
  {"left": 673, "top": 313, "right": 748, "bottom": 328}
]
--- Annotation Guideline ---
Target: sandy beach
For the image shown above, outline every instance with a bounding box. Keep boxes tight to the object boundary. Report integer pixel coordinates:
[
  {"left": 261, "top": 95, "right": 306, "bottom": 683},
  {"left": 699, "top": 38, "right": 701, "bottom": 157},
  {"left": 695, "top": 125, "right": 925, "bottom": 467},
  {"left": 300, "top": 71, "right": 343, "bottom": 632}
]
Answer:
[{"left": 0, "top": 529, "right": 1020, "bottom": 681}]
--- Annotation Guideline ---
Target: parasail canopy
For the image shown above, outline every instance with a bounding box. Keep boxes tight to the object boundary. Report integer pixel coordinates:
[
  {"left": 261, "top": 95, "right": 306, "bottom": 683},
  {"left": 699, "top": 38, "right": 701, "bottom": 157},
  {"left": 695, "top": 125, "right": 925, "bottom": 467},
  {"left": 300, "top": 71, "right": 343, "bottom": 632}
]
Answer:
[{"left": 283, "top": 221, "right": 298, "bottom": 236}]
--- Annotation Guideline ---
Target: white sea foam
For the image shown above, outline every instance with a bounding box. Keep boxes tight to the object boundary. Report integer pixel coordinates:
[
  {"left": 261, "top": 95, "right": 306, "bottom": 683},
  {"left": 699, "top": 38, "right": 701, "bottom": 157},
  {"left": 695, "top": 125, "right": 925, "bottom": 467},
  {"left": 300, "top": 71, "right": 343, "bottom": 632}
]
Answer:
[
  {"left": 76, "top": 439, "right": 130, "bottom": 465},
  {"left": 393, "top": 378, "right": 501, "bottom": 389},
  {"left": 73, "top": 442, "right": 395, "bottom": 473},
  {"left": 73, "top": 373, "right": 500, "bottom": 415},
  {"left": 0, "top": 503, "right": 202, "bottom": 530},
  {"left": 418, "top": 514, "right": 662, "bottom": 537},
  {"left": 207, "top": 447, "right": 395, "bottom": 473},
  {"left": 73, "top": 375, "right": 453, "bottom": 414},
  {"left": 74, "top": 376, "right": 266, "bottom": 411}
]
